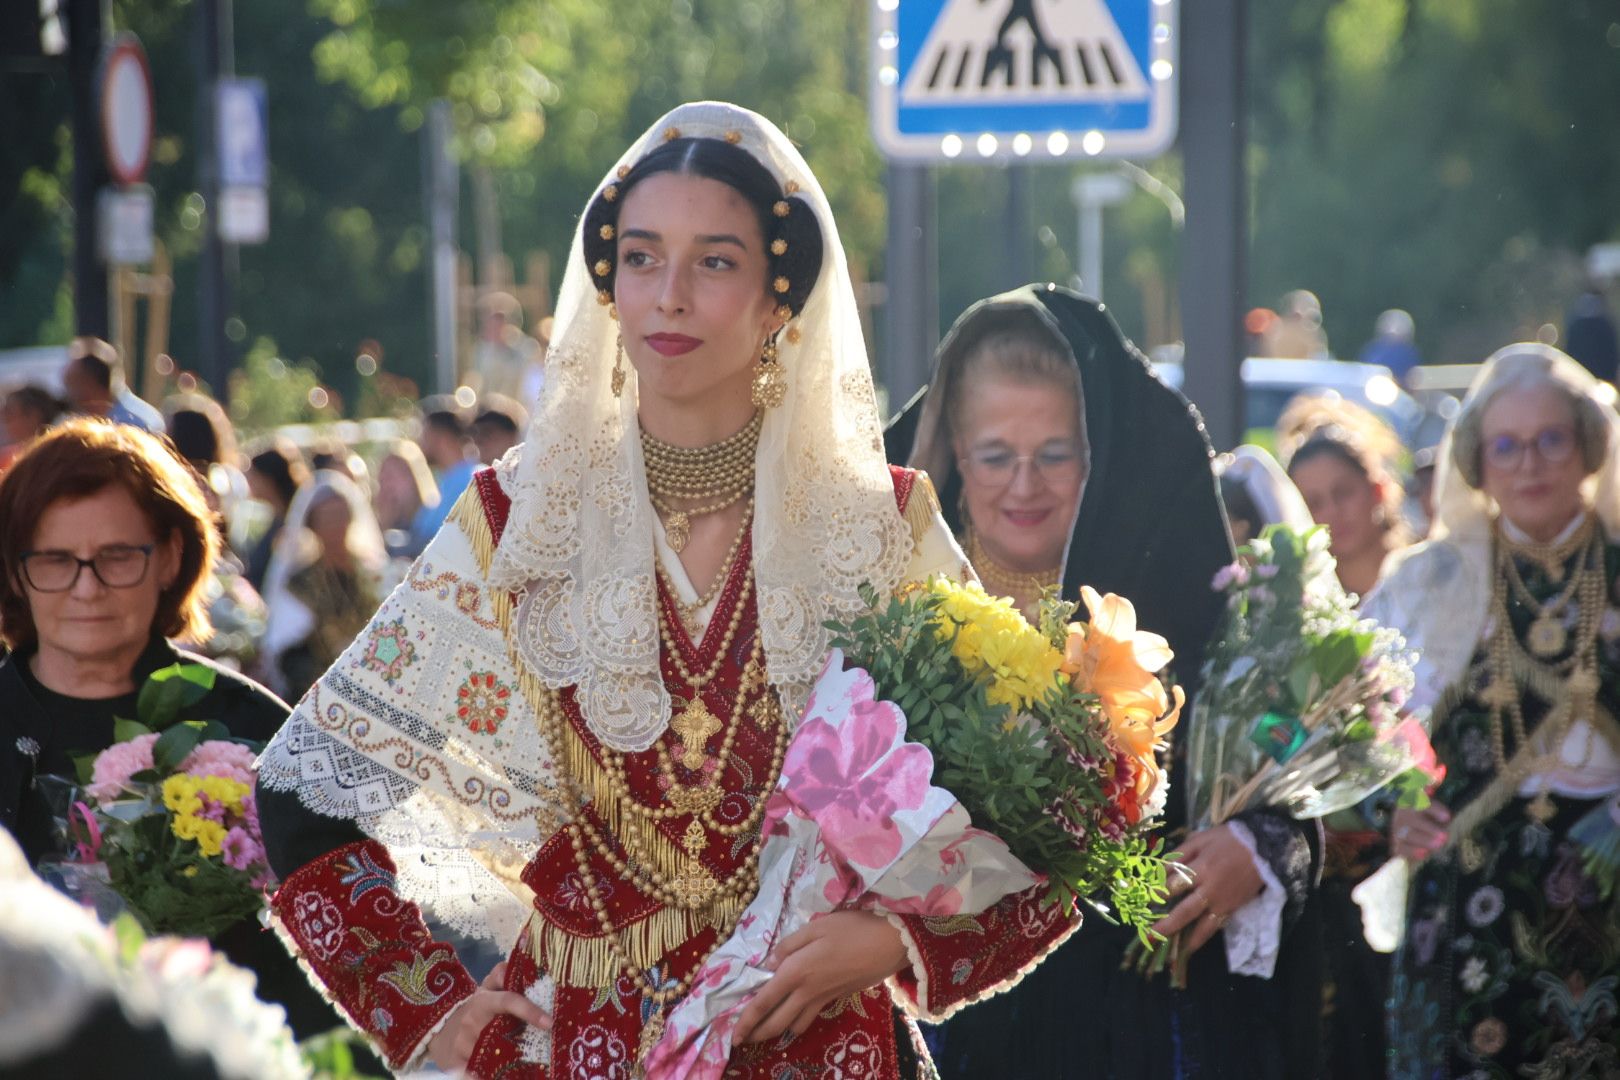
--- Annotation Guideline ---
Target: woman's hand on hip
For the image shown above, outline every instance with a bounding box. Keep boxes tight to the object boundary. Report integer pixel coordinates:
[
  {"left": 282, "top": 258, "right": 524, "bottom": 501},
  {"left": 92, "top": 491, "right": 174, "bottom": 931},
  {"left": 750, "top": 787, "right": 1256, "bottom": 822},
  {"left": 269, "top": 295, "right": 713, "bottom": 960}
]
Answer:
[
  {"left": 1392, "top": 802, "right": 1451, "bottom": 865},
  {"left": 1149, "top": 824, "right": 1266, "bottom": 959},
  {"left": 732, "top": 910, "right": 909, "bottom": 1047},
  {"left": 426, "top": 961, "right": 551, "bottom": 1073}
]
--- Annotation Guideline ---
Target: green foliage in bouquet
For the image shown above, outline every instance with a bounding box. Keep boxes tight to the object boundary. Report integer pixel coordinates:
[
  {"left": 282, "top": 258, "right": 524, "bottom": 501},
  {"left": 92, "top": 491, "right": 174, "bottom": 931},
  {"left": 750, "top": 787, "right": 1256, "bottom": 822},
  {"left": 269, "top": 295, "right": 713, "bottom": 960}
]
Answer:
[
  {"left": 826, "top": 580, "right": 1175, "bottom": 937},
  {"left": 65, "top": 663, "right": 274, "bottom": 940},
  {"left": 1186, "top": 524, "right": 1437, "bottom": 830}
]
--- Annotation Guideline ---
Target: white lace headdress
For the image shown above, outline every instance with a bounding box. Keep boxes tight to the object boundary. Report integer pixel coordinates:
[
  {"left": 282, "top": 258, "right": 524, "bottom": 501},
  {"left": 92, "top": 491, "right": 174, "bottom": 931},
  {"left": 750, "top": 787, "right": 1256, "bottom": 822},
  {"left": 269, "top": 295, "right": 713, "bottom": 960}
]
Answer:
[
  {"left": 489, "top": 100, "right": 911, "bottom": 752},
  {"left": 259, "top": 102, "right": 915, "bottom": 946},
  {"left": 1363, "top": 343, "right": 1620, "bottom": 717}
]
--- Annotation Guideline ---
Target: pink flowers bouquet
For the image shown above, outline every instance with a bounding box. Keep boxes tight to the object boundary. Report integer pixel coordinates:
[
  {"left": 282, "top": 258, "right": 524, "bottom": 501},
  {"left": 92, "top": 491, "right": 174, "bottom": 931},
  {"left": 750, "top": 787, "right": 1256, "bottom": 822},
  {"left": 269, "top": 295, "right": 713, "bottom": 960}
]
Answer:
[
  {"left": 643, "top": 655, "right": 1042, "bottom": 1078},
  {"left": 53, "top": 663, "right": 274, "bottom": 939},
  {"left": 645, "top": 579, "right": 1181, "bottom": 1076}
]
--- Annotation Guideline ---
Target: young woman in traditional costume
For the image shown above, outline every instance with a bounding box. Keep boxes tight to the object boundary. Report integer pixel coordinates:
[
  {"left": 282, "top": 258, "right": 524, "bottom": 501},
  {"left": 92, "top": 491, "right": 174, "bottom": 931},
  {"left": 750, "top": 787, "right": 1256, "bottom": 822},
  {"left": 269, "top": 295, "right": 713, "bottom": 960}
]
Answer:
[
  {"left": 1362, "top": 344, "right": 1620, "bottom": 1076},
  {"left": 255, "top": 103, "right": 1078, "bottom": 1079},
  {"left": 890, "top": 286, "right": 1325, "bottom": 1078}
]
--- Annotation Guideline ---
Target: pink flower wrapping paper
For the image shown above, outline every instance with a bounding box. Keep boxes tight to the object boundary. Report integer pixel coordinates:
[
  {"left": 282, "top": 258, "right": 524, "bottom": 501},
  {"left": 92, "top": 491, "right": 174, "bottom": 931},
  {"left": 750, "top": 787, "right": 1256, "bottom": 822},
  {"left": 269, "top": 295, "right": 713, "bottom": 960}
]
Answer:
[{"left": 642, "top": 650, "right": 1041, "bottom": 1079}]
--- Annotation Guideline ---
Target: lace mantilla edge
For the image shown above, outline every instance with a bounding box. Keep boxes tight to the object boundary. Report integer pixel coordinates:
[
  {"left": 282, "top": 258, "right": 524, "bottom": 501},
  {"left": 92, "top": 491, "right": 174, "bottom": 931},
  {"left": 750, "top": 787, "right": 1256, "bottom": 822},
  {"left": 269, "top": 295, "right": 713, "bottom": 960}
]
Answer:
[{"left": 1222, "top": 818, "right": 1286, "bottom": 979}]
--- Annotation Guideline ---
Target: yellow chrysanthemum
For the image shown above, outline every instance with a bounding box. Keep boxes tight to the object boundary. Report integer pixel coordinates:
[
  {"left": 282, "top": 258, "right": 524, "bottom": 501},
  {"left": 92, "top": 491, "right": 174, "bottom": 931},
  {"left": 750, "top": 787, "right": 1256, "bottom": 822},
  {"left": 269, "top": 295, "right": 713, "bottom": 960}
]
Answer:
[
  {"left": 161, "top": 775, "right": 202, "bottom": 817},
  {"left": 199, "top": 776, "right": 250, "bottom": 815},
  {"left": 171, "top": 812, "right": 204, "bottom": 842},
  {"left": 929, "top": 579, "right": 1066, "bottom": 711},
  {"left": 193, "top": 819, "right": 227, "bottom": 858}
]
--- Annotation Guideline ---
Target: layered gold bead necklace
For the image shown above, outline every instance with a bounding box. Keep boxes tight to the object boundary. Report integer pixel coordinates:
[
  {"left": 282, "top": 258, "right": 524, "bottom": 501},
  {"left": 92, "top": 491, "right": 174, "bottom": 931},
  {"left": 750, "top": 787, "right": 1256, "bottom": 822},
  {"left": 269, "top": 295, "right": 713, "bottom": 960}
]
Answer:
[
  {"left": 1482, "top": 516, "right": 1604, "bottom": 824},
  {"left": 640, "top": 411, "right": 761, "bottom": 552},
  {"left": 966, "top": 529, "right": 1062, "bottom": 601}
]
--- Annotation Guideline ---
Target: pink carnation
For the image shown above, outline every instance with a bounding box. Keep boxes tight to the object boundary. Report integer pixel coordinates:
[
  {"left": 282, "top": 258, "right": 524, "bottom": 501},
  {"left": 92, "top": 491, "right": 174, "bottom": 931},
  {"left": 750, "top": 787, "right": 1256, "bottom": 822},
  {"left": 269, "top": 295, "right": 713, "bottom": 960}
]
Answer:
[
  {"left": 86, "top": 733, "right": 160, "bottom": 801},
  {"left": 180, "top": 740, "right": 257, "bottom": 786}
]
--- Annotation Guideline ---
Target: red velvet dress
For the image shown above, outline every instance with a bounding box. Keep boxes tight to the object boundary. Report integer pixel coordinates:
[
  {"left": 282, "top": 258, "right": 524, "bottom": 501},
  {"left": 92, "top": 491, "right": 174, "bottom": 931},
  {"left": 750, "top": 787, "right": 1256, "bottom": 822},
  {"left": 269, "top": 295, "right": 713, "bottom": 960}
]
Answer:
[{"left": 270, "top": 467, "right": 1078, "bottom": 1077}]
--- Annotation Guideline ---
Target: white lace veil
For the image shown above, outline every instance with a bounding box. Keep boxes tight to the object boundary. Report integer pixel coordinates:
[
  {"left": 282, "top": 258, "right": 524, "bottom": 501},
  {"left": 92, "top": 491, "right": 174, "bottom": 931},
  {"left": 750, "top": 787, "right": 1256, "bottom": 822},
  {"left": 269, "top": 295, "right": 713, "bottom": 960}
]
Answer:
[
  {"left": 487, "top": 101, "right": 911, "bottom": 752},
  {"left": 1363, "top": 343, "right": 1620, "bottom": 717}
]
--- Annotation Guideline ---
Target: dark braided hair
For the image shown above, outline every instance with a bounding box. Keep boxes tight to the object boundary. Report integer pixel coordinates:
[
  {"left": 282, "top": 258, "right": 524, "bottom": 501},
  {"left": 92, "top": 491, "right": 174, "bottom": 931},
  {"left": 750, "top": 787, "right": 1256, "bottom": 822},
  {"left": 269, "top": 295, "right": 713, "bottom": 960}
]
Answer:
[{"left": 580, "top": 137, "right": 825, "bottom": 321}]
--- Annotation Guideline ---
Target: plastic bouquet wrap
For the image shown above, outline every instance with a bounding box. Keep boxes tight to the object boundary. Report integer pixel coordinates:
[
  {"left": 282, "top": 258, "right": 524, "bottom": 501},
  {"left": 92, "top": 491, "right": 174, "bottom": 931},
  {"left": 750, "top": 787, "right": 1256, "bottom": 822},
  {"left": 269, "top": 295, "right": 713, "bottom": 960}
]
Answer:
[
  {"left": 1184, "top": 525, "right": 1440, "bottom": 832},
  {"left": 644, "top": 578, "right": 1180, "bottom": 1077},
  {"left": 44, "top": 662, "right": 273, "bottom": 939},
  {"left": 1130, "top": 525, "right": 1442, "bottom": 982}
]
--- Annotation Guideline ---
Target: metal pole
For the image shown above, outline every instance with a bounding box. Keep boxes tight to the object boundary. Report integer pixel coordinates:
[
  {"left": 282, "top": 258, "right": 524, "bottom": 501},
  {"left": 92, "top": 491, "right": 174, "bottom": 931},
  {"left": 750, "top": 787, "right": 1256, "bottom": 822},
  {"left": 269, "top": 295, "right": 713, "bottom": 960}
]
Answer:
[
  {"left": 1177, "top": 0, "right": 1247, "bottom": 449},
  {"left": 67, "top": 0, "right": 108, "bottom": 338},
  {"left": 196, "top": 0, "right": 234, "bottom": 401},
  {"left": 425, "top": 101, "right": 459, "bottom": 396},
  {"left": 1079, "top": 198, "right": 1103, "bottom": 301},
  {"left": 1005, "top": 164, "right": 1030, "bottom": 286},
  {"left": 881, "top": 162, "right": 938, "bottom": 408}
]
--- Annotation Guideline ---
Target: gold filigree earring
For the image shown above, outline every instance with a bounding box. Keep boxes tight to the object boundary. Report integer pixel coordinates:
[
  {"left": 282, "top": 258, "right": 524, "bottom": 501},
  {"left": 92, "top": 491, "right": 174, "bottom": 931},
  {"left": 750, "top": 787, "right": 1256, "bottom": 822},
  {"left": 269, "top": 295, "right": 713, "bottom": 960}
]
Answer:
[
  {"left": 612, "top": 330, "right": 627, "bottom": 398},
  {"left": 752, "top": 331, "right": 787, "bottom": 409}
]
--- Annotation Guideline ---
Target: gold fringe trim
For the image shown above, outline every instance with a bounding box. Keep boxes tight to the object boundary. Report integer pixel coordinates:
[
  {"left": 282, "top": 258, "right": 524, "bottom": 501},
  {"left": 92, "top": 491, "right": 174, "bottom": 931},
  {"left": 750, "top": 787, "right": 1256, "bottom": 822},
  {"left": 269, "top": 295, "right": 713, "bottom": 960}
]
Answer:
[
  {"left": 562, "top": 725, "right": 698, "bottom": 885},
  {"left": 901, "top": 470, "right": 943, "bottom": 555},
  {"left": 449, "top": 484, "right": 497, "bottom": 576},
  {"left": 526, "top": 898, "right": 747, "bottom": 989}
]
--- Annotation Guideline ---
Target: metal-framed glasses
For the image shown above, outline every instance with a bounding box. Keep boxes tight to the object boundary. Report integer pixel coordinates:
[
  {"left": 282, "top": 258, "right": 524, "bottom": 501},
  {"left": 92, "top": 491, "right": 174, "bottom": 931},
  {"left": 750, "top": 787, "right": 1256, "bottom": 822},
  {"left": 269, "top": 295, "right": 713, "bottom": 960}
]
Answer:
[
  {"left": 959, "top": 443, "right": 1085, "bottom": 488},
  {"left": 1483, "top": 426, "right": 1577, "bottom": 472},
  {"left": 20, "top": 544, "right": 156, "bottom": 592}
]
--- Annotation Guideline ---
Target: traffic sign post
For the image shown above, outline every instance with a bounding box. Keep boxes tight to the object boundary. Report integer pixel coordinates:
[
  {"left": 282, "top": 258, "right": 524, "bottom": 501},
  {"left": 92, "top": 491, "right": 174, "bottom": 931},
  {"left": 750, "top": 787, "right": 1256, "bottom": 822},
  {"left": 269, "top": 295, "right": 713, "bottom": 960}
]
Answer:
[{"left": 871, "top": 0, "right": 1178, "bottom": 163}]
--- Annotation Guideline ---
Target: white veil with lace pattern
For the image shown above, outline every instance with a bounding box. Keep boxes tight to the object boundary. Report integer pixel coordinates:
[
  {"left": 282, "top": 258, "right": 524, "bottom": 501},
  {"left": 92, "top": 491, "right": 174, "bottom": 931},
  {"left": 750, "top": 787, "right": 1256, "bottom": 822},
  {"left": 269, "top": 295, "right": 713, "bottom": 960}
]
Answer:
[{"left": 487, "top": 101, "right": 911, "bottom": 752}]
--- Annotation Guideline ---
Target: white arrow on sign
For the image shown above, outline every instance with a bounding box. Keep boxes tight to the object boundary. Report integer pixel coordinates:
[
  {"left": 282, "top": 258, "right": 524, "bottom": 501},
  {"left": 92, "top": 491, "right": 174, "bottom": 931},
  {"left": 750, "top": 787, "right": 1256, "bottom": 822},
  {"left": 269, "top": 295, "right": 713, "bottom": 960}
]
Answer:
[{"left": 901, "top": 0, "right": 1148, "bottom": 105}]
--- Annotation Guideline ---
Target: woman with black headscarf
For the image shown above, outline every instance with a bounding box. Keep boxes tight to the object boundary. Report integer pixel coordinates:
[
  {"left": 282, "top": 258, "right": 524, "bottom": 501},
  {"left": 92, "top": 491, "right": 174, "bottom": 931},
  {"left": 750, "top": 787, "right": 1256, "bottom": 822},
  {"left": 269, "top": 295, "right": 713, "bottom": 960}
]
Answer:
[{"left": 888, "top": 284, "right": 1323, "bottom": 1079}]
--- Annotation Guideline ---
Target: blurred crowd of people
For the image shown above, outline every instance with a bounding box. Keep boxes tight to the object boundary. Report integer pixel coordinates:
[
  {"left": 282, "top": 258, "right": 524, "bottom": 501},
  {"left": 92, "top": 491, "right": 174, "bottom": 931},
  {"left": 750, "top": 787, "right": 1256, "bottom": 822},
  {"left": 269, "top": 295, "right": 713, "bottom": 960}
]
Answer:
[{"left": 0, "top": 337, "right": 533, "bottom": 707}]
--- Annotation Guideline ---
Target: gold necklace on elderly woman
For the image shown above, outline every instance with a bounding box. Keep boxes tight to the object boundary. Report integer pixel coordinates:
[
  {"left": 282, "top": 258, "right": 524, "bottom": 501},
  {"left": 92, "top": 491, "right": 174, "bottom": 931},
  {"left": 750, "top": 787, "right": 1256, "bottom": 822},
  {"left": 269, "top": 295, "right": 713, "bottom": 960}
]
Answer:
[
  {"left": 641, "top": 411, "right": 762, "bottom": 552},
  {"left": 1499, "top": 515, "right": 1599, "bottom": 659},
  {"left": 966, "top": 529, "right": 1062, "bottom": 601},
  {"left": 1482, "top": 520, "right": 1605, "bottom": 824}
]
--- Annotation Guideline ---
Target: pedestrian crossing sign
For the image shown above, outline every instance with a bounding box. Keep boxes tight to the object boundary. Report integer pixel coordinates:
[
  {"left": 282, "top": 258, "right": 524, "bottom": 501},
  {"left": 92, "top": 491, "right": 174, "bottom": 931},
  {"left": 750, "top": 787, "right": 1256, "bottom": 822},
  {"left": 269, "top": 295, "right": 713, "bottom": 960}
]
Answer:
[{"left": 871, "top": 0, "right": 1178, "bottom": 162}]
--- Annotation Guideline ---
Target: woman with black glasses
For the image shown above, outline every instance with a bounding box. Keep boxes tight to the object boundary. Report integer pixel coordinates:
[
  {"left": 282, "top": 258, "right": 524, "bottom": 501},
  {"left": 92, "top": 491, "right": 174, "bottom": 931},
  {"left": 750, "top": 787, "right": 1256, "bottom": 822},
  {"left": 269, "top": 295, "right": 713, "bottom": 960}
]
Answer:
[{"left": 0, "top": 418, "right": 287, "bottom": 863}]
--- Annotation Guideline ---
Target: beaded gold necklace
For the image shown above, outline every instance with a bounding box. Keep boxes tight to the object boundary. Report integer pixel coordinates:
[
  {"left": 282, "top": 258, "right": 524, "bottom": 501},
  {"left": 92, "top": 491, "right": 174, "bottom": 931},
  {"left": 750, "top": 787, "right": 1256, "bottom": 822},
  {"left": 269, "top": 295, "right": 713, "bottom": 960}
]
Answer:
[
  {"left": 1481, "top": 518, "right": 1605, "bottom": 824},
  {"left": 640, "top": 411, "right": 761, "bottom": 552},
  {"left": 532, "top": 562, "right": 786, "bottom": 1067},
  {"left": 966, "top": 529, "right": 1062, "bottom": 602}
]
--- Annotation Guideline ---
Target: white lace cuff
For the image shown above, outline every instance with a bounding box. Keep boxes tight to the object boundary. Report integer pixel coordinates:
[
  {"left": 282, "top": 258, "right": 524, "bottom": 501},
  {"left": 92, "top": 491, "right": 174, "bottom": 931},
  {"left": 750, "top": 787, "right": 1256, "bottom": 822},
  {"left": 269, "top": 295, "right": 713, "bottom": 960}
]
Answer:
[{"left": 1222, "top": 819, "right": 1286, "bottom": 979}]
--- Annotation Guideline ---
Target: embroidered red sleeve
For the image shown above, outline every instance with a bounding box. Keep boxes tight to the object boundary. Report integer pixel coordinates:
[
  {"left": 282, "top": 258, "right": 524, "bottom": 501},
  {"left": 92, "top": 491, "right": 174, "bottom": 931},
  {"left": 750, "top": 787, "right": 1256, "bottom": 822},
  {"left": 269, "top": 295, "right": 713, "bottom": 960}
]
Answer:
[
  {"left": 887, "top": 883, "right": 1080, "bottom": 1022},
  {"left": 269, "top": 839, "right": 477, "bottom": 1070}
]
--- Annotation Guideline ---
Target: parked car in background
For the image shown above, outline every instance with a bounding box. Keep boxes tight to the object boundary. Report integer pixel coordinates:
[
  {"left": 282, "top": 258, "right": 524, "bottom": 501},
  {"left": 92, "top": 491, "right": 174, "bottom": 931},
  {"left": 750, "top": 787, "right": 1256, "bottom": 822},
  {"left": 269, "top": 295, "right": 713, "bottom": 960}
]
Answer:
[{"left": 1151, "top": 354, "right": 1426, "bottom": 451}]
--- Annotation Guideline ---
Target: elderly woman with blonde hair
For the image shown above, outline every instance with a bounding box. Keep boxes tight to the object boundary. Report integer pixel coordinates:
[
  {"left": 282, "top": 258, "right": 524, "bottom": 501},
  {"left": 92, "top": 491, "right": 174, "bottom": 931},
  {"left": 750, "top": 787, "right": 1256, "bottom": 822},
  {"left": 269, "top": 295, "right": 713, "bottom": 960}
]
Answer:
[{"left": 1362, "top": 344, "right": 1620, "bottom": 1076}]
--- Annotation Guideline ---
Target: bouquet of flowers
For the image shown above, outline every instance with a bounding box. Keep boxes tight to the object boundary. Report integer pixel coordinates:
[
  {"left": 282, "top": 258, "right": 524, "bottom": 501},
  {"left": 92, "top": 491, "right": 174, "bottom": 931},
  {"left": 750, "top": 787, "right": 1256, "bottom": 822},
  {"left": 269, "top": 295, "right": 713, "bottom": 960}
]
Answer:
[
  {"left": 1184, "top": 525, "right": 1440, "bottom": 833},
  {"left": 1129, "top": 525, "right": 1442, "bottom": 983},
  {"left": 644, "top": 578, "right": 1180, "bottom": 1077},
  {"left": 50, "top": 662, "right": 273, "bottom": 939}
]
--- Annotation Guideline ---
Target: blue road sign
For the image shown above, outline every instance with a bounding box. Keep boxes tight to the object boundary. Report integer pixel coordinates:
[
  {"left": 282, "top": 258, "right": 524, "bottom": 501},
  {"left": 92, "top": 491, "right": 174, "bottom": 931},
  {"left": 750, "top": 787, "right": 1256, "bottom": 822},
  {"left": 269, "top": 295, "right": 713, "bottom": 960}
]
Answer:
[{"left": 871, "top": 0, "right": 1178, "bottom": 162}]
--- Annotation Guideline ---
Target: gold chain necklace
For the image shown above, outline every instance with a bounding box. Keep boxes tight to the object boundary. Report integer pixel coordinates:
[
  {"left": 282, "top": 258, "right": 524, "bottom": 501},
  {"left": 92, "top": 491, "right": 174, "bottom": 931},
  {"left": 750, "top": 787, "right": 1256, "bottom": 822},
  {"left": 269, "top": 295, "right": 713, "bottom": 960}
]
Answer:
[
  {"left": 657, "top": 500, "right": 754, "bottom": 637},
  {"left": 1481, "top": 522, "right": 1605, "bottom": 823},
  {"left": 966, "top": 529, "right": 1062, "bottom": 601},
  {"left": 531, "top": 569, "right": 787, "bottom": 1066},
  {"left": 641, "top": 412, "right": 761, "bottom": 552}
]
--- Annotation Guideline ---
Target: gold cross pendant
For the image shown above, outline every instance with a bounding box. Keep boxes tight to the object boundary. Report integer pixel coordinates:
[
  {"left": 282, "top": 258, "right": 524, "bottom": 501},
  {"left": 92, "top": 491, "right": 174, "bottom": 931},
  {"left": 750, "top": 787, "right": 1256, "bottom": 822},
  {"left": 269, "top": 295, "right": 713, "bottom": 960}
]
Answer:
[{"left": 670, "top": 699, "right": 721, "bottom": 770}]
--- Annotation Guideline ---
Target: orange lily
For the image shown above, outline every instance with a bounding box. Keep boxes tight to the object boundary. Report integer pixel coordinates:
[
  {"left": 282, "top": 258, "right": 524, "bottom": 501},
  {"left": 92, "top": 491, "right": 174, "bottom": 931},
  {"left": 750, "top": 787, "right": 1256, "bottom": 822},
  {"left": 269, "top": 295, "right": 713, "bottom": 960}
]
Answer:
[{"left": 1064, "top": 586, "right": 1183, "bottom": 786}]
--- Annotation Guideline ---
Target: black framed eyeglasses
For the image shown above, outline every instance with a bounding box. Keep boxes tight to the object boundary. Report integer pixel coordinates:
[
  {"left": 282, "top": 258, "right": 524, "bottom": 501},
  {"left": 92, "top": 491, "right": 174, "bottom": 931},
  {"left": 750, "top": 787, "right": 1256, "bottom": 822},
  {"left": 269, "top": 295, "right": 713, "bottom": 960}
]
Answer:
[{"left": 19, "top": 544, "right": 156, "bottom": 592}]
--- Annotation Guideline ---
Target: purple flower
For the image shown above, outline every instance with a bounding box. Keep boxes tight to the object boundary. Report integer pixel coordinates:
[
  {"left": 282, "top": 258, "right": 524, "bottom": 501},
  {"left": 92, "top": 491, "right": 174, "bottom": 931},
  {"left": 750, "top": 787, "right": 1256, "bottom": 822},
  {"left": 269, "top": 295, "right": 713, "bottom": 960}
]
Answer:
[
  {"left": 1211, "top": 562, "right": 1250, "bottom": 591},
  {"left": 196, "top": 795, "right": 227, "bottom": 823},
  {"left": 220, "top": 826, "right": 262, "bottom": 872},
  {"left": 1254, "top": 563, "right": 1280, "bottom": 580}
]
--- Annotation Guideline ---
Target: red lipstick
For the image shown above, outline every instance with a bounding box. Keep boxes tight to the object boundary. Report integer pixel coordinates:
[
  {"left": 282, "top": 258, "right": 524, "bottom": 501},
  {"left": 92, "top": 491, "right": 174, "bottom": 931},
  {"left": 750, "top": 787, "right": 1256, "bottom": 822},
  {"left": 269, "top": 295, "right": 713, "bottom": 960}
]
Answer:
[{"left": 646, "top": 333, "right": 702, "bottom": 357}]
